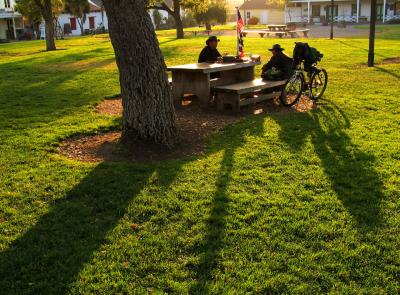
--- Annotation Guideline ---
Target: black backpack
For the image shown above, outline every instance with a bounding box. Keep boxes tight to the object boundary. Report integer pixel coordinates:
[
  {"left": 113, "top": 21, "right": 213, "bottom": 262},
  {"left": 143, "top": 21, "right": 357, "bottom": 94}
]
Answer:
[{"left": 293, "top": 42, "right": 323, "bottom": 68}]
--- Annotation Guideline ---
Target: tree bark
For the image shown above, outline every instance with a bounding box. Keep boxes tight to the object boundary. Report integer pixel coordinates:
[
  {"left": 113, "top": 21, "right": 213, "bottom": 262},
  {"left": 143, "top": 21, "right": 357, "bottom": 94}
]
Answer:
[
  {"left": 44, "top": 18, "right": 56, "bottom": 51},
  {"left": 104, "top": 0, "right": 176, "bottom": 147},
  {"left": 173, "top": 0, "right": 184, "bottom": 39},
  {"left": 34, "top": 0, "right": 56, "bottom": 50}
]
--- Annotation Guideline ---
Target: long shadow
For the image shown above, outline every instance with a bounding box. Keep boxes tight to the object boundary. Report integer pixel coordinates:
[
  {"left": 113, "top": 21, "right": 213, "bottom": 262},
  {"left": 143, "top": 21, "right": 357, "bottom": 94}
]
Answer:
[
  {"left": 271, "top": 102, "right": 384, "bottom": 230},
  {"left": 0, "top": 162, "right": 181, "bottom": 294},
  {"left": 375, "top": 65, "right": 400, "bottom": 79},
  {"left": 189, "top": 117, "right": 266, "bottom": 293},
  {"left": 337, "top": 40, "right": 386, "bottom": 59}
]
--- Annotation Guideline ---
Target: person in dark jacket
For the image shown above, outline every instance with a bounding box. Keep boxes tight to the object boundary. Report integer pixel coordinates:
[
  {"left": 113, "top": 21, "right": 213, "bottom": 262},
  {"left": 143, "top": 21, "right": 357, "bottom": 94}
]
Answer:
[
  {"left": 261, "top": 44, "right": 293, "bottom": 80},
  {"left": 198, "top": 36, "right": 222, "bottom": 63}
]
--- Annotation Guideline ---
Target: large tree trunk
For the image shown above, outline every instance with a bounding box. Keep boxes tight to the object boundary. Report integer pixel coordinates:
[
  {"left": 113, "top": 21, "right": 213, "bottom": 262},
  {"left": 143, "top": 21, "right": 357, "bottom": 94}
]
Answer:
[
  {"left": 44, "top": 19, "right": 56, "bottom": 51},
  {"left": 104, "top": 0, "right": 176, "bottom": 147},
  {"left": 39, "top": 0, "right": 56, "bottom": 51},
  {"left": 173, "top": 0, "right": 184, "bottom": 39}
]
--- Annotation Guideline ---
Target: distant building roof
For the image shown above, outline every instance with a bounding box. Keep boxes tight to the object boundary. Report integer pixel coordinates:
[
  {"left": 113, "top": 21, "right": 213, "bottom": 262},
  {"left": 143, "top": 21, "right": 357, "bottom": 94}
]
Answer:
[{"left": 239, "top": 0, "right": 282, "bottom": 10}]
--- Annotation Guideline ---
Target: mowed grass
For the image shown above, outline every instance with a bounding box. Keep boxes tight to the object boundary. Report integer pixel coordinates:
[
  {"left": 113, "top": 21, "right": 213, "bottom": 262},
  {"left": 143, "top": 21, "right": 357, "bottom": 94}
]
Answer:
[{"left": 0, "top": 27, "right": 399, "bottom": 294}]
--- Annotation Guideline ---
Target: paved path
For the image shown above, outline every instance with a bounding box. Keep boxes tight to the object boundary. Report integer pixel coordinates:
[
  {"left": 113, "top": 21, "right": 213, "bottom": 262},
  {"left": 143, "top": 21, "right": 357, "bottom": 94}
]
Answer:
[{"left": 213, "top": 25, "right": 370, "bottom": 39}]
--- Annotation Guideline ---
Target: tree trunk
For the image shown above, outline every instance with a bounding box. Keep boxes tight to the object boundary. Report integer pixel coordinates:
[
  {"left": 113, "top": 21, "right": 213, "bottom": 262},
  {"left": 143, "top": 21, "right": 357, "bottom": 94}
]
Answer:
[
  {"left": 205, "top": 22, "right": 211, "bottom": 31},
  {"left": 79, "top": 18, "right": 85, "bottom": 36},
  {"left": 104, "top": 0, "right": 176, "bottom": 147},
  {"left": 41, "top": 0, "right": 56, "bottom": 51},
  {"left": 173, "top": 0, "right": 184, "bottom": 39},
  {"left": 44, "top": 19, "right": 56, "bottom": 51},
  {"left": 34, "top": 22, "right": 41, "bottom": 40}
]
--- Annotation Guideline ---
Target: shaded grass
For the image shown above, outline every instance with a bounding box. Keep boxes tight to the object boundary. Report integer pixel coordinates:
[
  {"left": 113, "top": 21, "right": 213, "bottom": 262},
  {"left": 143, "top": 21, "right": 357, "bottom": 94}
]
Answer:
[{"left": 0, "top": 30, "right": 399, "bottom": 294}]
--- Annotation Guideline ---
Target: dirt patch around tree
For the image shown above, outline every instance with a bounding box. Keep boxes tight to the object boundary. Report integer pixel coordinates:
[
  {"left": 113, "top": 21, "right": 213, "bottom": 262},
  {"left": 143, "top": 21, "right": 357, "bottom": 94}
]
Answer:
[
  {"left": 58, "top": 96, "right": 317, "bottom": 163},
  {"left": 381, "top": 57, "right": 400, "bottom": 64}
]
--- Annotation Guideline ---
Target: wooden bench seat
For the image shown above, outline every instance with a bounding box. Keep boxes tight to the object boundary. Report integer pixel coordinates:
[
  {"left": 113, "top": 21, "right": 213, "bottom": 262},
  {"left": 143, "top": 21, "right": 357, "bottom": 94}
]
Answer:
[
  {"left": 288, "top": 29, "right": 310, "bottom": 38},
  {"left": 213, "top": 78, "right": 286, "bottom": 111},
  {"left": 243, "top": 30, "right": 286, "bottom": 38}
]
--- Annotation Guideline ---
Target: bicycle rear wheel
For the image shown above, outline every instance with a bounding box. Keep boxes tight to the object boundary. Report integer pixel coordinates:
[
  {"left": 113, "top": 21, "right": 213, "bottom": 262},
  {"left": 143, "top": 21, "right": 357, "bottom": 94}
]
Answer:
[
  {"left": 280, "top": 75, "right": 304, "bottom": 107},
  {"left": 310, "top": 68, "right": 328, "bottom": 101}
]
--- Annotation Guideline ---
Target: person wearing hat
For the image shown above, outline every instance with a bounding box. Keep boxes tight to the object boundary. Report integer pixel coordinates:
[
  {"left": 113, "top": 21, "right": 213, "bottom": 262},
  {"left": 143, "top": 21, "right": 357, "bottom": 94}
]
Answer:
[
  {"left": 261, "top": 44, "right": 293, "bottom": 80},
  {"left": 198, "top": 36, "right": 222, "bottom": 63}
]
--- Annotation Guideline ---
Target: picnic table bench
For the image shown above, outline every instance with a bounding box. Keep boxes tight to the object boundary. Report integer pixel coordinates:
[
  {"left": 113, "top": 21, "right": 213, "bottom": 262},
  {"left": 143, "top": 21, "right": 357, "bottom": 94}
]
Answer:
[
  {"left": 242, "top": 30, "right": 286, "bottom": 38},
  {"left": 190, "top": 30, "right": 212, "bottom": 36},
  {"left": 167, "top": 61, "right": 260, "bottom": 105},
  {"left": 288, "top": 29, "right": 310, "bottom": 38},
  {"left": 213, "top": 78, "right": 286, "bottom": 111}
]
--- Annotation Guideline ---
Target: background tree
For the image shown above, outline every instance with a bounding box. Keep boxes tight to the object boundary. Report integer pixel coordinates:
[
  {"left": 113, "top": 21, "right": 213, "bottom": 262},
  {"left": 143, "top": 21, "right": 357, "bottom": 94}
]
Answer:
[
  {"left": 152, "top": 9, "right": 162, "bottom": 29},
  {"left": 149, "top": 0, "right": 207, "bottom": 39},
  {"left": 64, "top": 0, "right": 90, "bottom": 36},
  {"left": 103, "top": 0, "right": 176, "bottom": 147},
  {"left": 194, "top": 2, "right": 227, "bottom": 30},
  {"left": 15, "top": 0, "right": 42, "bottom": 39},
  {"left": 32, "top": 0, "right": 56, "bottom": 50}
]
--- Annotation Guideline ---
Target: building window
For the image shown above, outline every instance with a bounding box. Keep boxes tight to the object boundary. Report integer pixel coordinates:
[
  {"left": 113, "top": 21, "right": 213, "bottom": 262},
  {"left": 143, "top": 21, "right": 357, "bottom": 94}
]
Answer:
[
  {"left": 312, "top": 5, "right": 321, "bottom": 17},
  {"left": 4, "top": 0, "right": 11, "bottom": 8},
  {"left": 70, "top": 18, "right": 77, "bottom": 31},
  {"left": 89, "top": 16, "right": 95, "bottom": 29},
  {"left": 246, "top": 12, "right": 251, "bottom": 20},
  {"left": 351, "top": 4, "right": 361, "bottom": 16}
]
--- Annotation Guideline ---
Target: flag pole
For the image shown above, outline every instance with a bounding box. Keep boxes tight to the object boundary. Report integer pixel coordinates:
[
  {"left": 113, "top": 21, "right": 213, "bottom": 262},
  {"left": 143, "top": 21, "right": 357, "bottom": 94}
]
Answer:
[{"left": 236, "top": 7, "right": 239, "bottom": 57}]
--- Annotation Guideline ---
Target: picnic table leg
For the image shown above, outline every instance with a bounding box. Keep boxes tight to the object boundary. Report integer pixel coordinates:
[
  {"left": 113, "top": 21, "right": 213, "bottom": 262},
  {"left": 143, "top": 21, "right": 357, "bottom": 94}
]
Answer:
[
  {"left": 171, "top": 71, "right": 185, "bottom": 101},
  {"left": 172, "top": 71, "right": 211, "bottom": 105}
]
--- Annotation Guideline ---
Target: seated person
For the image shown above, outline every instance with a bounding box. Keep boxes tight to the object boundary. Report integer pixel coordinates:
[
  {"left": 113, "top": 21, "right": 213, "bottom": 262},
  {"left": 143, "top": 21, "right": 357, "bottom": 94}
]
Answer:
[
  {"left": 261, "top": 44, "right": 293, "bottom": 80},
  {"left": 198, "top": 36, "right": 222, "bottom": 63}
]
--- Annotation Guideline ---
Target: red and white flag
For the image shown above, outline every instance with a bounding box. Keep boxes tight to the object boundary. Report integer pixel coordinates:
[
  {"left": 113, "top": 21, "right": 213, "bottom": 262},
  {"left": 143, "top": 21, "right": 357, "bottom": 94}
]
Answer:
[{"left": 237, "top": 9, "right": 245, "bottom": 57}]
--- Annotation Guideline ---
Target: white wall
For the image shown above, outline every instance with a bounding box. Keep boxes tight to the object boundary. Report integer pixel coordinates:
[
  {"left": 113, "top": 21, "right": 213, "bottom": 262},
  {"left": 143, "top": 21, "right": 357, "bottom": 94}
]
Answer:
[
  {"left": 58, "top": 11, "right": 108, "bottom": 36},
  {"left": 286, "top": 1, "right": 375, "bottom": 22}
]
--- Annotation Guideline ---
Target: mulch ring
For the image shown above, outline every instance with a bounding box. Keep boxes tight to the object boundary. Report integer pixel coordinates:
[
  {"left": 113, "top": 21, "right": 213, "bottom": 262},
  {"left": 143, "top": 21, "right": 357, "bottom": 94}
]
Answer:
[
  {"left": 58, "top": 95, "right": 317, "bottom": 163},
  {"left": 381, "top": 57, "right": 400, "bottom": 64}
]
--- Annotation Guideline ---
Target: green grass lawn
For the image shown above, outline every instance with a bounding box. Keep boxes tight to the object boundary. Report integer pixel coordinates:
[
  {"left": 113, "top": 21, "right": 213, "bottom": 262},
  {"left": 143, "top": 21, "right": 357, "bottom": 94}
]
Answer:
[{"left": 0, "top": 28, "right": 399, "bottom": 294}]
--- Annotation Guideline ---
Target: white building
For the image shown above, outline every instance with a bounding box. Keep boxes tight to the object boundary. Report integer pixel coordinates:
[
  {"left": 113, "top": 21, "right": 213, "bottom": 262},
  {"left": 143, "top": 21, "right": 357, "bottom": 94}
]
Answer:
[
  {"left": 57, "top": 0, "right": 107, "bottom": 36},
  {"left": 286, "top": 0, "right": 400, "bottom": 23},
  {"left": 0, "top": 0, "right": 23, "bottom": 40}
]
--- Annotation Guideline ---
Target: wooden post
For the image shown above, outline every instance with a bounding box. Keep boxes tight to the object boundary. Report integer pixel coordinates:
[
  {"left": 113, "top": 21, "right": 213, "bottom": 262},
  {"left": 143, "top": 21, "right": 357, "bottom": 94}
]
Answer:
[
  {"left": 356, "top": 0, "right": 360, "bottom": 23},
  {"left": 368, "top": 0, "right": 377, "bottom": 67},
  {"left": 383, "top": 0, "right": 387, "bottom": 23},
  {"left": 12, "top": 17, "right": 17, "bottom": 40},
  {"left": 330, "top": 0, "right": 334, "bottom": 40}
]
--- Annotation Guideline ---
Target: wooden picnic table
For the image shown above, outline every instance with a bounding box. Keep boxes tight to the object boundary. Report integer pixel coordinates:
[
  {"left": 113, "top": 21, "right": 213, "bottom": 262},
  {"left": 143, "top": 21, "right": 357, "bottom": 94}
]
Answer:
[
  {"left": 167, "top": 61, "right": 260, "bottom": 105},
  {"left": 267, "top": 24, "right": 287, "bottom": 31}
]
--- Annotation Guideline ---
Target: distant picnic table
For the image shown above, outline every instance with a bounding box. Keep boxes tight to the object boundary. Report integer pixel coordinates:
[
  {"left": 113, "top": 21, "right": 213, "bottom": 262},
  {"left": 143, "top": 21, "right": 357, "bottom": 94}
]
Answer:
[{"left": 266, "top": 24, "right": 287, "bottom": 31}]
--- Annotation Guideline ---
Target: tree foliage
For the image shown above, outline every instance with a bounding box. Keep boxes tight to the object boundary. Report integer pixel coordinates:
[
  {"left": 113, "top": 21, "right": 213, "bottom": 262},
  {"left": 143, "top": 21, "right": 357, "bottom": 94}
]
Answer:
[
  {"left": 194, "top": 2, "right": 227, "bottom": 29},
  {"left": 64, "top": 0, "right": 90, "bottom": 35}
]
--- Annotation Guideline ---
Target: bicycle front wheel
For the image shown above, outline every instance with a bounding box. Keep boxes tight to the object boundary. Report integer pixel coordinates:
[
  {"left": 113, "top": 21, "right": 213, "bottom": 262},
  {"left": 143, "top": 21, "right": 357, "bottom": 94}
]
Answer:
[
  {"left": 310, "top": 69, "right": 328, "bottom": 101},
  {"left": 280, "top": 75, "right": 304, "bottom": 107}
]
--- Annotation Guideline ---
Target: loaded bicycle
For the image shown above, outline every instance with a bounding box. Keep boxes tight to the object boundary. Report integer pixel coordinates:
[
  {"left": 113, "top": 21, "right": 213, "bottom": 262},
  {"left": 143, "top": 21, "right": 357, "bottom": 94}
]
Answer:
[{"left": 280, "top": 42, "right": 328, "bottom": 107}]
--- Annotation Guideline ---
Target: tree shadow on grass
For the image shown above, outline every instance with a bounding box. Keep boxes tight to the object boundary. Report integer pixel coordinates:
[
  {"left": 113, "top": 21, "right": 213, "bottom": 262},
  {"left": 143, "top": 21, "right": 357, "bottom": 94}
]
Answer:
[
  {"left": 374, "top": 66, "right": 400, "bottom": 79},
  {"left": 271, "top": 101, "right": 384, "bottom": 230},
  {"left": 0, "top": 163, "right": 181, "bottom": 294},
  {"left": 189, "top": 117, "right": 266, "bottom": 293}
]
